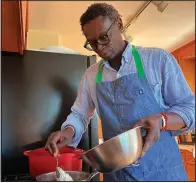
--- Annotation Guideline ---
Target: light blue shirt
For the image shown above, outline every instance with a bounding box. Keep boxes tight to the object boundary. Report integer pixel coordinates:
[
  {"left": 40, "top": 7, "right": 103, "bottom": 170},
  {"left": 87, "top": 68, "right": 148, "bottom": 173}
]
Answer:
[{"left": 61, "top": 43, "right": 195, "bottom": 147}]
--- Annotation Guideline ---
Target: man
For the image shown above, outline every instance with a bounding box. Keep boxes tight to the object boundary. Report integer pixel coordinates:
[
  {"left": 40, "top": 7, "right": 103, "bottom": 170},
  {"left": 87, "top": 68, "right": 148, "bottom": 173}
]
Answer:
[{"left": 45, "top": 3, "right": 195, "bottom": 181}]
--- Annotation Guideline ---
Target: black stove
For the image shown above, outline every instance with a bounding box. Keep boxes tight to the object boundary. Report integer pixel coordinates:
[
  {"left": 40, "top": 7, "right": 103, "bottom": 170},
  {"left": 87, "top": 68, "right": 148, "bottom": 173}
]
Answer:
[{"left": 2, "top": 174, "right": 36, "bottom": 182}]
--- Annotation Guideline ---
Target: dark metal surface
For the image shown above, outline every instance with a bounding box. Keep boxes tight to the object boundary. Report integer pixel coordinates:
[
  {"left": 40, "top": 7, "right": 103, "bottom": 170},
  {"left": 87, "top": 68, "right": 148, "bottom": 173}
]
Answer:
[
  {"left": 1, "top": 51, "right": 98, "bottom": 176},
  {"left": 2, "top": 174, "right": 35, "bottom": 182}
]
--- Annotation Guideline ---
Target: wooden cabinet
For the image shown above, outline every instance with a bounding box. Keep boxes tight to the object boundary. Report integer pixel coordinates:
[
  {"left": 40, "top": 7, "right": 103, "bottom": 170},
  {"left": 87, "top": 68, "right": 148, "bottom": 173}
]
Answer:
[
  {"left": 172, "top": 40, "right": 195, "bottom": 94},
  {"left": 178, "top": 58, "right": 195, "bottom": 94},
  {"left": 2, "top": 0, "right": 29, "bottom": 55},
  {"left": 172, "top": 40, "right": 195, "bottom": 60},
  {"left": 98, "top": 118, "right": 103, "bottom": 140},
  {"left": 186, "top": 163, "right": 195, "bottom": 181},
  {"left": 180, "top": 149, "right": 195, "bottom": 181}
]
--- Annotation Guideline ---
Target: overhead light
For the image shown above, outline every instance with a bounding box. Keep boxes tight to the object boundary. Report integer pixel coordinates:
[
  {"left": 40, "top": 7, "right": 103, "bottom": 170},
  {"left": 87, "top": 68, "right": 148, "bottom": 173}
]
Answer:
[
  {"left": 122, "top": 1, "right": 152, "bottom": 33},
  {"left": 152, "top": 1, "right": 169, "bottom": 13}
]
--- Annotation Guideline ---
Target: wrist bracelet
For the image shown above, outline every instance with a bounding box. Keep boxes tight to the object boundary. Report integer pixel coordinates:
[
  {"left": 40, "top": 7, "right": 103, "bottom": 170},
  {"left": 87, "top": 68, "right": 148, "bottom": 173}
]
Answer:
[{"left": 160, "top": 112, "right": 168, "bottom": 132}]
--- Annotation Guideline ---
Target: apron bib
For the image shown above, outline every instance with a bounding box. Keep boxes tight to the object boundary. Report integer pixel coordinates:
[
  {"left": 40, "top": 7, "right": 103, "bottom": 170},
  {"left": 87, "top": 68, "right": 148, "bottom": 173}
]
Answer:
[{"left": 95, "top": 45, "right": 188, "bottom": 181}]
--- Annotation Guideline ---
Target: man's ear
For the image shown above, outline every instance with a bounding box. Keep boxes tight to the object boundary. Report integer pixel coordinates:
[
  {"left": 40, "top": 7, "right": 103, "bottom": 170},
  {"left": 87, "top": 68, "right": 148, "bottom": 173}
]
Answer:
[{"left": 117, "top": 17, "right": 123, "bottom": 33}]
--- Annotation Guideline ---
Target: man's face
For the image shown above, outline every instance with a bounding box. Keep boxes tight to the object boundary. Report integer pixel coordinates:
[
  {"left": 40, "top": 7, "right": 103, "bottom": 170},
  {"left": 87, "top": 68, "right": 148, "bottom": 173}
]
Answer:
[{"left": 82, "top": 16, "right": 123, "bottom": 60}]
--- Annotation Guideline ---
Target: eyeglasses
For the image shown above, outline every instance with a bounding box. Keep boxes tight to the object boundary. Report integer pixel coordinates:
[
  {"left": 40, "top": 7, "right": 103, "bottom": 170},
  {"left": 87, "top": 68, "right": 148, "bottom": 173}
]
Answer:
[{"left": 84, "top": 20, "right": 116, "bottom": 51}]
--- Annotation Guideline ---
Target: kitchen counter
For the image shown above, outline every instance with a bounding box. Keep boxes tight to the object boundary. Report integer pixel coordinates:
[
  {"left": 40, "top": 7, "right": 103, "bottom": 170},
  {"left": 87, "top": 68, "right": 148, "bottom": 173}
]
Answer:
[{"left": 178, "top": 144, "right": 195, "bottom": 153}]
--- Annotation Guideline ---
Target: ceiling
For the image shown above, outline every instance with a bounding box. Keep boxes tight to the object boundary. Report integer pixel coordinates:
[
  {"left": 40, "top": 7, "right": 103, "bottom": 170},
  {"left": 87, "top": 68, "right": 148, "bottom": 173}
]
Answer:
[{"left": 28, "top": 1, "right": 195, "bottom": 55}]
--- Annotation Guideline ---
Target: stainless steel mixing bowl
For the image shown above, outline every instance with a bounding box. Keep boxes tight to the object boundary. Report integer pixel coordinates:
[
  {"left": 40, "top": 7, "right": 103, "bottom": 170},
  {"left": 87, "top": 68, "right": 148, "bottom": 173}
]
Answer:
[
  {"left": 81, "top": 126, "right": 143, "bottom": 173},
  {"left": 36, "top": 171, "right": 98, "bottom": 181}
]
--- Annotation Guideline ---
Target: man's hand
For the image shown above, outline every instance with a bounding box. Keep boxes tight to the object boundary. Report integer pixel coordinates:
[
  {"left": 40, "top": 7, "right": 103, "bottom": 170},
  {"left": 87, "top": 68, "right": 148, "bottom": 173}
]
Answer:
[
  {"left": 132, "top": 114, "right": 163, "bottom": 157},
  {"left": 45, "top": 126, "right": 75, "bottom": 156}
]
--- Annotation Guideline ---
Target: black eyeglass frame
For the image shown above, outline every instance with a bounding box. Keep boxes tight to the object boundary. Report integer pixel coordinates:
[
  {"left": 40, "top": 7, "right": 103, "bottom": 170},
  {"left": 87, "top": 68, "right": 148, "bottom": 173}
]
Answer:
[{"left": 83, "top": 20, "right": 116, "bottom": 51}]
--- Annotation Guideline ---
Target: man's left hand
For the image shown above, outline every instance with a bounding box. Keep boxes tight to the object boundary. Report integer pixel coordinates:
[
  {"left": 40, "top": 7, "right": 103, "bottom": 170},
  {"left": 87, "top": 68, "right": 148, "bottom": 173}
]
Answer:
[{"left": 132, "top": 114, "right": 163, "bottom": 157}]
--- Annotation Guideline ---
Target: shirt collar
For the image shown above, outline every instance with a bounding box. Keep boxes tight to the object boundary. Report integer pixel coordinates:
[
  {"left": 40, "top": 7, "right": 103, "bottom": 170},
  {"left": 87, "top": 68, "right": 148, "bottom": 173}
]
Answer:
[
  {"left": 122, "top": 41, "right": 132, "bottom": 63},
  {"left": 102, "top": 41, "right": 133, "bottom": 70}
]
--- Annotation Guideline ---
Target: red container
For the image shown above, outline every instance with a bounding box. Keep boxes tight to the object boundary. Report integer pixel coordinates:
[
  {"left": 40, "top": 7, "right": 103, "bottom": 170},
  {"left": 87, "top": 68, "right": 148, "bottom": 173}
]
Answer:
[{"left": 23, "top": 146, "right": 84, "bottom": 177}]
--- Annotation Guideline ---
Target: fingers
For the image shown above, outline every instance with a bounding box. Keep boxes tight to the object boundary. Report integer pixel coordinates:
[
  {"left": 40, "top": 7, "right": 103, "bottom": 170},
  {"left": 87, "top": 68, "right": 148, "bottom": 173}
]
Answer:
[
  {"left": 56, "top": 135, "right": 73, "bottom": 150},
  {"left": 45, "top": 130, "right": 73, "bottom": 157},
  {"left": 45, "top": 133, "right": 55, "bottom": 155},
  {"left": 132, "top": 118, "right": 145, "bottom": 129},
  {"left": 56, "top": 137, "right": 66, "bottom": 150},
  {"left": 50, "top": 142, "right": 58, "bottom": 156},
  {"left": 142, "top": 128, "right": 160, "bottom": 157},
  {"left": 154, "top": 129, "right": 160, "bottom": 142},
  {"left": 45, "top": 132, "right": 61, "bottom": 156},
  {"left": 133, "top": 115, "right": 162, "bottom": 158},
  {"left": 142, "top": 129, "right": 154, "bottom": 157},
  {"left": 53, "top": 148, "right": 59, "bottom": 158}
]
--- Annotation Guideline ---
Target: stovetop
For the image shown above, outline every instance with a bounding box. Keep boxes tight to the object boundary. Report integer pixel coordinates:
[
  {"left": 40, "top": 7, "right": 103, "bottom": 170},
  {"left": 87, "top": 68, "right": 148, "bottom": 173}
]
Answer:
[{"left": 2, "top": 174, "right": 36, "bottom": 182}]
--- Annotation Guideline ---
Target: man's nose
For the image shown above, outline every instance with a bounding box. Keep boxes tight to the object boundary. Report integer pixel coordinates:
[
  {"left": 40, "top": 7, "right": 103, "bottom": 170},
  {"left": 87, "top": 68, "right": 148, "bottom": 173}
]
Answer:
[{"left": 96, "top": 43, "right": 105, "bottom": 52}]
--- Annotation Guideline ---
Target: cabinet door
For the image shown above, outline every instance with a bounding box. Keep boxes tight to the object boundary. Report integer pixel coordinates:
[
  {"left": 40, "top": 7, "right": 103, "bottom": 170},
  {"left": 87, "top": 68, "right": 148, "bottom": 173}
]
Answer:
[
  {"left": 20, "top": 0, "right": 29, "bottom": 50},
  {"left": 178, "top": 58, "right": 195, "bottom": 94},
  {"left": 186, "top": 163, "right": 196, "bottom": 181},
  {"left": 2, "top": 1, "right": 21, "bottom": 53},
  {"left": 2, "top": 1, "right": 28, "bottom": 54},
  {"left": 172, "top": 40, "right": 195, "bottom": 60},
  {"left": 180, "top": 150, "right": 187, "bottom": 169}
]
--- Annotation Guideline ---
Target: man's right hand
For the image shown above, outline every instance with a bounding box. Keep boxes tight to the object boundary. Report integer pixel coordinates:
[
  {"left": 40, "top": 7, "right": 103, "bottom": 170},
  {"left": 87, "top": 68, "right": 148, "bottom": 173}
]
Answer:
[{"left": 45, "top": 126, "right": 75, "bottom": 156}]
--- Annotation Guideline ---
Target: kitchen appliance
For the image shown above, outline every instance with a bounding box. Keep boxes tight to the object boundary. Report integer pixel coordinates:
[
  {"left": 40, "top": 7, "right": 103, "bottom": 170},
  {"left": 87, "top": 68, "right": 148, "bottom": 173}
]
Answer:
[
  {"left": 81, "top": 126, "right": 143, "bottom": 173},
  {"left": 23, "top": 146, "right": 84, "bottom": 177},
  {"left": 36, "top": 171, "right": 99, "bottom": 181},
  {"left": 1, "top": 50, "right": 99, "bottom": 180}
]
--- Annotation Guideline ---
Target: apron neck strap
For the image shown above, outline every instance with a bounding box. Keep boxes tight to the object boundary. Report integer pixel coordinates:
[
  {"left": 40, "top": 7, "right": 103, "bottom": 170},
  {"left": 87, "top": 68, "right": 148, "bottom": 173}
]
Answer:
[
  {"left": 96, "top": 45, "right": 145, "bottom": 83},
  {"left": 96, "top": 61, "right": 104, "bottom": 83},
  {"left": 132, "top": 45, "right": 145, "bottom": 78}
]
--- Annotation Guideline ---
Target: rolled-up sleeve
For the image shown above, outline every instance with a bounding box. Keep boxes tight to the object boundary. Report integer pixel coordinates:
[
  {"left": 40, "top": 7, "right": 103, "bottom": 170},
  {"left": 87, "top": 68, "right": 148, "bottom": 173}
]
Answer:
[
  {"left": 61, "top": 71, "right": 95, "bottom": 147},
  {"left": 161, "top": 50, "right": 195, "bottom": 136}
]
